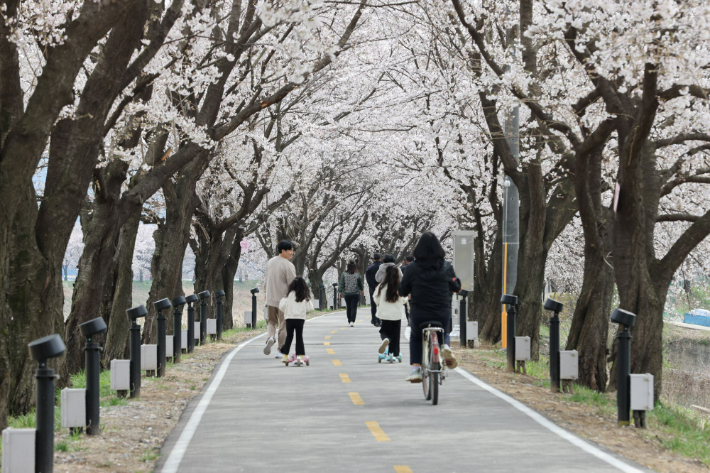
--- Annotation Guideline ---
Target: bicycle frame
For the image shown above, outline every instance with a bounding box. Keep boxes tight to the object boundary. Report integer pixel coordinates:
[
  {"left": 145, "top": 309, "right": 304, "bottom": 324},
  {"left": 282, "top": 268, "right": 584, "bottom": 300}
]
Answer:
[{"left": 422, "top": 327, "right": 446, "bottom": 375}]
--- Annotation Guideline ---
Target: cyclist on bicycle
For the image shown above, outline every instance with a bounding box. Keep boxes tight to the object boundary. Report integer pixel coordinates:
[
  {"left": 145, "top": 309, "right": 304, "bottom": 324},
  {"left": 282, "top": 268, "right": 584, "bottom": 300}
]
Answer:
[{"left": 399, "top": 232, "right": 461, "bottom": 383}]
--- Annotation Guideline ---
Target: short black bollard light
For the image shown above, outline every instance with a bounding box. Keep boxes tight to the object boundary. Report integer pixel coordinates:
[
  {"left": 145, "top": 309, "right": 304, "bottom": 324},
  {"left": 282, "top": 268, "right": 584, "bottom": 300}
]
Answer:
[
  {"left": 215, "top": 290, "right": 225, "bottom": 341},
  {"left": 319, "top": 283, "right": 326, "bottom": 311},
  {"left": 153, "top": 298, "right": 171, "bottom": 378},
  {"left": 250, "top": 288, "right": 259, "bottom": 329},
  {"left": 79, "top": 317, "right": 107, "bottom": 436},
  {"left": 198, "top": 291, "right": 210, "bottom": 346},
  {"left": 459, "top": 290, "right": 469, "bottom": 348},
  {"left": 127, "top": 305, "right": 147, "bottom": 398},
  {"left": 172, "top": 296, "right": 186, "bottom": 363},
  {"left": 501, "top": 294, "right": 518, "bottom": 373},
  {"left": 186, "top": 294, "right": 198, "bottom": 353},
  {"left": 332, "top": 283, "right": 338, "bottom": 310},
  {"left": 28, "top": 333, "right": 66, "bottom": 473},
  {"left": 544, "top": 298, "right": 564, "bottom": 393},
  {"left": 611, "top": 307, "right": 636, "bottom": 426}
]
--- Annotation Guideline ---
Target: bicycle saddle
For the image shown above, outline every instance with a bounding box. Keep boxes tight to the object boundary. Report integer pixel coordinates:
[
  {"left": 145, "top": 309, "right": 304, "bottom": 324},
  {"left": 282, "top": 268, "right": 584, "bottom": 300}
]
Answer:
[{"left": 419, "top": 320, "right": 444, "bottom": 330}]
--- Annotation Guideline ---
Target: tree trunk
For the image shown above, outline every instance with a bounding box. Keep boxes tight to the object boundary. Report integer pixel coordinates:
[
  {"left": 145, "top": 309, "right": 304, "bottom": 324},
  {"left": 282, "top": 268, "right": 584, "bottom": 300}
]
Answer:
[
  {"left": 103, "top": 210, "right": 141, "bottom": 365},
  {"left": 0, "top": 185, "right": 65, "bottom": 428},
  {"left": 64, "top": 161, "right": 129, "bottom": 374},
  {"left": 475, "top": 228, "right": 504, "bottom": 343},
  {"left": 565, "top": 148, "right": 614, "bottom": 391},
  {"left": 219, "top": 227, "right": 243, "bottom": 330},
  {"left": 142, "top": 177, "right": 200, "bottom": 343},
  {"left": 514, "top": 165, "right": 576, "bottom": 359}
]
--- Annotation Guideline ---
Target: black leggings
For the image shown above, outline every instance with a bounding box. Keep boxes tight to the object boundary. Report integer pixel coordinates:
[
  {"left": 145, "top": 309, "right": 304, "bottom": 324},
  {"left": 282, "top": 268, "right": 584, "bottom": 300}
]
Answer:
[
  {"left": 379, "top": 320, "right": 401, "bottom": 356},
  {"left": 344, "top": 294, "right": 359, "bottom": 323},
  {"left": 409, "top": 315, "right": 446, "bottom": 365},
  {"left": 281, "top": 319, "right": 305, "bottom": 356}
]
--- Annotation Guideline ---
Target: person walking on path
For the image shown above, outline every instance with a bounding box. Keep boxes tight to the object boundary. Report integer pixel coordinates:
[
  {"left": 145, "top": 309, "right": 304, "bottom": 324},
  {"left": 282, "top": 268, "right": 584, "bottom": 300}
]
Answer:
[
  {"left": 338, "top": 261, "right": 364, "bottom": 327},
  {"left": 399, "top": 232, "right": 461, "bottom": 383},
  {"left": 401, "top": 256, "right": 414, "bottom": 326},
  {"left": 375, "top": 254, "right": 403, "bottom": 283},
  {"left": 263, "top": 240, "right": 297, "bottom": 357},
  {"left": 365, "top": 254, "right": 383, "bottom": 326},
  {"left": 279, "top": 277, "right": 314, "bottom": 366},
  {"left": 374, "top": 265, "right": 407, "bottom": 362}
]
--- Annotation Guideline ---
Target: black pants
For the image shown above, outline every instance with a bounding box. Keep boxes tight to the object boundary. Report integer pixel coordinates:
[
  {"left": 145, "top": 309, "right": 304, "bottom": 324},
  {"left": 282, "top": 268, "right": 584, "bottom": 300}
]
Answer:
[
  {"left": 369, "top": 292, "right": 379, "bottom": 324},
  {"left": 409, "top": 314, "right": 446, "bottom": 365},
  {"left": 344, "top": 294, "right": 359, "bottom": 323},
  {"left": 379, "top": 320, "right": 401, "bottom": 356},
  {"left": 281, "top": 319, "right": 305, "bottom": 356},
  {"left": 404, "top": 304, "right": 410, "bottom": 325}
]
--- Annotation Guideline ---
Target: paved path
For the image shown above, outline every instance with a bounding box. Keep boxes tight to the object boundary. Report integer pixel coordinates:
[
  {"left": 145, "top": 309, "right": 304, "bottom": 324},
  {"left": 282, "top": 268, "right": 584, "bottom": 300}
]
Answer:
[{"left": 157, "top": 309, "right": 652, "bottom": 473}]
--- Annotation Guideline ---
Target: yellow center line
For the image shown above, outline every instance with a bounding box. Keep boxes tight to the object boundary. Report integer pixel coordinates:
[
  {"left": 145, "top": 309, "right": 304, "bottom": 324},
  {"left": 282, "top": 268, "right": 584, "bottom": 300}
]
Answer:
[
  {"left": 330, "top": 330, "right": 338, "bottom": 333},
  {"left": 349, "top": 392, "right": 365, "bottom": 405},
  {"left": 325, "top": 336, "right": 331, "bottom": 340},
  {"left": 332, "top": 359, "right": 342, "bottom": 366},
  {"left": 324, "top": 342, "right": 330, "bottom": 346},
  {"left": 365, "top": 421, "right": 390, "bottom": 442},
  {"left": 339, "top": 373, "right": 351, "bottom": 383},
  {"left": 341, "top": 327, "right": 348, "bottom": 329},
  {"left": 394, "top": 467, "right": 413, "bottom": 473},
  {"left": 326, "top": 349, "right": 335, "bottom": 354}
]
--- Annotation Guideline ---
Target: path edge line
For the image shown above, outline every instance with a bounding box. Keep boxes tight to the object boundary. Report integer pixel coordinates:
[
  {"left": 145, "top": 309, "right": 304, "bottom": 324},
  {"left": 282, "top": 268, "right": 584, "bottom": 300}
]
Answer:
[
  {"left": 454, "top": 368, "right": 644, "bottom": 473},
  {"left": 161, "top": 312, "right": 332, "bottom": 472}
]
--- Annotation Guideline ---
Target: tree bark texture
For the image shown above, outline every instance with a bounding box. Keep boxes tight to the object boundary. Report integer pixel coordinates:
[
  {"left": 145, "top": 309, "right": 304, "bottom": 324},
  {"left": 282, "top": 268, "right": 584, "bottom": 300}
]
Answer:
[{"left": 566, "top": 148, "right": 614, "bottom": 391}]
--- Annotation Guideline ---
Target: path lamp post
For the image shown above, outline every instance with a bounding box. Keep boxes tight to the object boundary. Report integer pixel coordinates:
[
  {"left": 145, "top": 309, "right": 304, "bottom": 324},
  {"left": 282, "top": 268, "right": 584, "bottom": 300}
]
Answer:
[
  {"left": 172, "top": 296, "right": 186, "bottom": 363},
  {"left": 501, "top": 294, "right": 518, "bottom": 372},
  {"left": 544, "top": 298, "right": 564, "bottom": 393},
  {"left": 28, "top": 334, "right": 66, "bottom": 473},
  {"left": 611, "top": 308, "right": 636, "bottom": 426},
  {"left": 79, "top": 317, "right": 107, "bottom": 435},
  {"left": 215, "top": 290, "right": 225, "bottom": 340},
  {"left": 332, "top": 283, "right": 338, "bottom": 310},
  {"left": 186, "top": 294, "right": 198, "bottom": 353},
  {"left": 198, "top": 291, "right": 210, "bottom": 346},
  {"left": 127, "top": 305, "right": 147, "bottom": 398},
  {"left": 250, "top": 288, "right": 259, "bottom": 328},
  {"left": 153, "top": 298, "right": 171, "bottom": 378},
  {"left": 319, "top": 283, "right": 326, "bottom": 311},
  {"left": 459, "top": 290, "right": 469, "bottom": 348}
]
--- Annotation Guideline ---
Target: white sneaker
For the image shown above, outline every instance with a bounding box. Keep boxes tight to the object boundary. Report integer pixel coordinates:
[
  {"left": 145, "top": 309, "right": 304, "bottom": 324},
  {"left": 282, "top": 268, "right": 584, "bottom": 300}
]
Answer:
[
  {"left": 264, "top": 337, "right": 275, "bottom": 355},
  {"left": 350, "top": 322, "right": 354, "bottom": 327},
  {"left": 441, "top": 344, "right": 458, "bottom": 369},
  {"left": 378, "top": 338, "right": 389, "bottom": 354}
]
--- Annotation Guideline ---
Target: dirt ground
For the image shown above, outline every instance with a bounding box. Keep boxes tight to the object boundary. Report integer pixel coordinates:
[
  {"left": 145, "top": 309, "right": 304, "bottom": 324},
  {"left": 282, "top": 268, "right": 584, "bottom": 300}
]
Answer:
[
  {"left": 52, "top": 329, "right": 265, "bottom": 473},
  {"left": 453, "top": 346, "right": 709, "bottom": 473}
]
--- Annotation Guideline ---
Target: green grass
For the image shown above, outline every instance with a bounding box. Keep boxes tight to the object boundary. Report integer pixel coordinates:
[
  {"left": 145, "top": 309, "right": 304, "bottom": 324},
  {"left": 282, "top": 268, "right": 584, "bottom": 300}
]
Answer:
[{"left": 477, "top": 326, "right": 710, "bottom": 466}]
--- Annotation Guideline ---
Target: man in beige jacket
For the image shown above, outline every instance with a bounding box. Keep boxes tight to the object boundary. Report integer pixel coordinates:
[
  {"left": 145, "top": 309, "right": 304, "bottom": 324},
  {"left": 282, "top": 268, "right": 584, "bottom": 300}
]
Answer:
[{"left": 263, "top": 240, "right": 297, "bottom": 356}]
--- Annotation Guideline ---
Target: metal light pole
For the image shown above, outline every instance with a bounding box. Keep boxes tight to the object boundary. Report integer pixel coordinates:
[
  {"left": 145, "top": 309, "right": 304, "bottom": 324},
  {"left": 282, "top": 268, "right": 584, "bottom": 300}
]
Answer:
[
  {"left": 153, "top": 298, "right": 171, "bottom": 377},
  {"left": 172, "top": 296, "right": 186, "bottom": 363},
  {"left": 544, "top": 299, "right": 564, "bottom": 393},
  {"left": 612, "top": 308, "right": 636, "bottom": 426},
  {"left": 186, "top": 294, "right": 198, "bottom": 353},
  {"left": 79, "top": 317, "right": 107, "bottom": 435},
  {"left": 501, "top": 294, "right": 518, "bottom": 372},
  {"left": 127, "top": 305, "right": 147, "bottom": 398},
  {"left": 250, "top": 288, "right": 259, "bottom": 328},
  {"left": 28, "top": 334, "right": 66, "bottom": 473},
  {"left": 198, "top": 291, "right": 210, "bottom": 346},
  {"left": 215, "top": 290, "right": 225, "bottom": 340}
]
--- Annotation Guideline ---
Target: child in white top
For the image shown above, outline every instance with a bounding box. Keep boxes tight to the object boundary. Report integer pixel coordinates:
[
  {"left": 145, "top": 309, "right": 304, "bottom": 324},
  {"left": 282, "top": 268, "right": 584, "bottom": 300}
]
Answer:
[
  {"left": 278, "top": 277, "right": 314, "bottom": 366},
  {"left": 374, "top": 265, "right": 408, "bottom": 361}
]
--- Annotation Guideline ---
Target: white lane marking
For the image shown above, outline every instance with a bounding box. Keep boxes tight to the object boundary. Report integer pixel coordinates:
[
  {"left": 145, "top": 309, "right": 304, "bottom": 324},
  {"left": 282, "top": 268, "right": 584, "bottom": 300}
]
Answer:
[
  {"left": 162, "top": 313, "right": 330, "bottom": 473},
  {"left": 454, "top": 368, "right": 645, "bottom": 473}
]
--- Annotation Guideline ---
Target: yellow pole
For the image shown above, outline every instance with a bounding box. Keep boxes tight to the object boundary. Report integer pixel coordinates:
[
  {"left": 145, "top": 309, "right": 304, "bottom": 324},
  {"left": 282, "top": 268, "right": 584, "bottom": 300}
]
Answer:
[{"left": 502, "top": 242, "right": 508, "bottom": 348}]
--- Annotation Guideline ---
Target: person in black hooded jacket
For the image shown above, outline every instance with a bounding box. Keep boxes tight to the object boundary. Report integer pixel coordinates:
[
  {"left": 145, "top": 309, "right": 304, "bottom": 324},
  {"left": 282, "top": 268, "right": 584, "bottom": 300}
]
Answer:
[{"left": 399, "top": 232, "right": 461, "bottom": 383}]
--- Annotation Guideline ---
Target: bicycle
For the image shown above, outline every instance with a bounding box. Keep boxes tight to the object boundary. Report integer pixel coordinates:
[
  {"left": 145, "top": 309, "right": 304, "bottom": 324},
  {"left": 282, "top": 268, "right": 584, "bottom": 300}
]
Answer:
[{"left": 420, "top": 321, "right": 446, "bottom": 405}]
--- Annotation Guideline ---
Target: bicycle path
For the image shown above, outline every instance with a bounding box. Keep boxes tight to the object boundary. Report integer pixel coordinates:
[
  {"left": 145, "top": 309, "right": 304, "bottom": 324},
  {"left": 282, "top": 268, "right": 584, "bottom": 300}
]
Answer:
[{"left": 156, "top": 309, "right": 653, "bottom": 473}]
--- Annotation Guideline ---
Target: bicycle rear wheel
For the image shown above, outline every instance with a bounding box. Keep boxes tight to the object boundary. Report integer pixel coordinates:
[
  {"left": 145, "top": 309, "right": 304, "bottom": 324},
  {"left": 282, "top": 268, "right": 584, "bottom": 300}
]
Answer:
[
  {"left": 422, "top": 334, "right": 431, "bottom": 400},
  {"left": 430, "top": 370, "right": 439, "bottom": 405}
]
